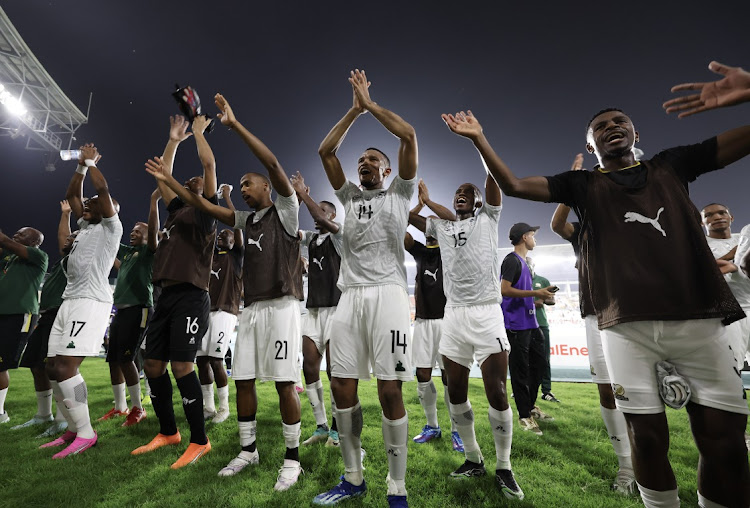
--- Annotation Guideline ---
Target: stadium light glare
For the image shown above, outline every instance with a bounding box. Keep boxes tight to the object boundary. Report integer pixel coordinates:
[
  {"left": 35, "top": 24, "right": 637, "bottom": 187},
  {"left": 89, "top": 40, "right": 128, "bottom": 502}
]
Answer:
[{"left": 0, "top": 82, "right": 27, "bottom": 117}]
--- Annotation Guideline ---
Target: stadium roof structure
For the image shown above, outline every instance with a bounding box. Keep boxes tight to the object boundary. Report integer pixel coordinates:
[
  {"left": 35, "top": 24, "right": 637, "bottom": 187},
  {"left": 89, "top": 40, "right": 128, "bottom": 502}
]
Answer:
[{"left": 0, "top": 6, "right": 89, "bottom": 169}]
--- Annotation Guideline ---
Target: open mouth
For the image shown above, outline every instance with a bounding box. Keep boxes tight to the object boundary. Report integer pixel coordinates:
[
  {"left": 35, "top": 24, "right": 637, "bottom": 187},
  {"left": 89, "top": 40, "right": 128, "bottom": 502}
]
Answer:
[
  {"left": 604, "top": 130, "right": 626, "bottom": 143},
  {"left": 456, "top": 196, "right": 468, "bottom": 205}
]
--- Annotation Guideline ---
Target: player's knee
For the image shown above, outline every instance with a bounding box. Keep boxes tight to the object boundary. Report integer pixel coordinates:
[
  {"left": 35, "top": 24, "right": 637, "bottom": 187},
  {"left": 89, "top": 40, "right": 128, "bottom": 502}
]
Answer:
[
  {"left": 597, "top": 384, "right": 616, "bottom": 409},
  {"left": 415, "top": 368, "right": 432, "bottom": 383},
  {"left": 627, "top": 416, "right": 669, "bottom": 456},
  {"left": 143, "top": 359, "right": 164, "bottom": 378}
]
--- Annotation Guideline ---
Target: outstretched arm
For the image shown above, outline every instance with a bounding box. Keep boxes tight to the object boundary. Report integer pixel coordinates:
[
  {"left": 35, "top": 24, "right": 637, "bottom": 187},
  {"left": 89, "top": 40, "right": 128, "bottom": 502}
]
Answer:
[
  {"left": 418, "top": 179, "right": 455, "bottom": 220},
  {"left": 219, "top": 184, "right": 244, "bottom": 247},
  {"left": 318, "top": 81, "right": 369, "bottom": 190},
  {"left": 550, "top": 154, "right": 584, "bottom": 239},
  {"left": 0, "top": 230, "right": 29, "bottom": 259},
  {"left": 147, "top": 189, "right": 160, "bottom": 252},
  {"left": 81, "top": 144, "right": 116, "bottom": 218},
  {"left": 664, "top": 61, "right": 750, "bottom": 118},
  {"left": 158, "top": 116, "right": 193, "bottom": 204},
  {"left": 290, "top": 172, "right": 340, "bottom": 234},
  {"left": 145, "top": 157, "right": 236, "bottom": 227},
  {"left": 192, "top": 115, "right": 217, "bottom": 199},
  {"left": 58, "top": 200, "right": 72, "bottom": 254},
  {"left": 442, "top": 111, "right": 550, "bottom": 201},
  {"left": 350, "top": 70, "right": 417, "bottom": 180},
  {"left": 215, "top": 94, "right": 293, "bottom": 197}
]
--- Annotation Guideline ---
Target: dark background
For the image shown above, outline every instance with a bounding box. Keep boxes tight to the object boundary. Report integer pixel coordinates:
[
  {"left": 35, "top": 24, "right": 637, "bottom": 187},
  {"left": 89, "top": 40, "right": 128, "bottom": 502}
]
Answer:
[{"left": 2, "top": 1, "right": 750, "bottom": 262}]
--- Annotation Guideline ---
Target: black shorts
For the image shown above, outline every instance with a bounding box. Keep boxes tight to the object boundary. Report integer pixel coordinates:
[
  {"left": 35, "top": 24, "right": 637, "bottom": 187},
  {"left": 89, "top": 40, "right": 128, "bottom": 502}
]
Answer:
[
  {"left": 144, "top": 284, "right": 209, "bottom": 363},
  {"left": 107, "top": 306, "right": 153, "bottom": 363},
  {"left": 0, "top": 313, "right": 39, "bottom": 371},
  {"left": 19, "top": 310, "right": 57, "bottom": 369}
]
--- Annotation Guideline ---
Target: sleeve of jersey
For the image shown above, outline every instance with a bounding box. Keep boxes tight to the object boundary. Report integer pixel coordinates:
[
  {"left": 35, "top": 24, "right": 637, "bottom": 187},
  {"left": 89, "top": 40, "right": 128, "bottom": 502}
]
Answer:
[
  {"left": 330, "top": 226, "right": 344, "bottom": 256},
  {"left": 275, "top": 192, "right": 300, "bottom": 237},
  {"left": 656, "top": 137, "right": 721, "bottom": 184},
  {"left": 299, "top": 230, "right": 312, "bottom": 247},
  {"left": 481, "top": 203, "right": 503, "bottom": 222},
  {"left": 26, "top": 246, "right": 49, "bottom": 270},
  {"left": 334, "top": 180, "right": 357, "bottom": 206},
  {"left": 545, "top": 171, "right": 586, "bottom": 206},
  {"left": 500, "top": 254, "right": 521, "bottom": 283},
  {"left": 425, "top": 217, "right": 437, "bottom": 239},
  {"left": 234, "top": 210, "right": 250, "bottom": 230},
  {"left": 102, "top": 214, "right": 123, "bottom": 234},
  {"left": 389, "top": 175, "right": 417, "bottom": 200}
]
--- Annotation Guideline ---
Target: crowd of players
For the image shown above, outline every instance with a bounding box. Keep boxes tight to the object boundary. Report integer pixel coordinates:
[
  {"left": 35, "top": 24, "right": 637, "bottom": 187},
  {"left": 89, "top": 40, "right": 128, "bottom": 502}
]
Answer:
[{"left": 1, "top": 61, "right": 750, "bottom": 508}]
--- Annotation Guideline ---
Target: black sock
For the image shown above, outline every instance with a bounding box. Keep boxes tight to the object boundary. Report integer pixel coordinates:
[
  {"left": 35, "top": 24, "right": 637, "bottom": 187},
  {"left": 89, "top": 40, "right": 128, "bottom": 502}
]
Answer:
[
  {"left": 318, "top": 423, "right": 329, "bottom": 431},
  {"left": 239, "top": 414, "right": 256, "bottom": 452},
  {"left": 331, "top": 416, "right": 338, "bottom": 432},
  {"left": 176, "top": 371, "right": 207, "bottom": 445},
  {"left": 148, "top": 372, "right": 177, "bottom": 436},
  {"left": 285, "top": 446, "right": 299, "bottom": 461}
]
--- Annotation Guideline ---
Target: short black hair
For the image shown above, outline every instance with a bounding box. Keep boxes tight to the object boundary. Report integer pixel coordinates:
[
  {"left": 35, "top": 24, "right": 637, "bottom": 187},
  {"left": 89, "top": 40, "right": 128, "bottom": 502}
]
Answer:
[
  {"left": 320, "top": 200, "right": 336, "bottom": 214},
  {"left": 701, "top": 202, "right": 730, "bottom": 214},
  {"left": 365, "top": 147, "right": 391, "bottom": 168},
  {"left": 586, "top": 107, "right": 626, "bottom": 132}
]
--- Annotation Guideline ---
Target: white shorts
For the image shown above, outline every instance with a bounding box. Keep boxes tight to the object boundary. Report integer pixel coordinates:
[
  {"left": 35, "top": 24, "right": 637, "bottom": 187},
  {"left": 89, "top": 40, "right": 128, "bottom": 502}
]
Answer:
[
  {"left": 726, "top": 315, "right": 750, "bottom": 370},
  {"left": 198, "top": 310, "right": 238, "bottom": 359},
  {"left": 328, "top": 285, "right": 413, "bottom": 382},
  {"left": 412, "top": 318, "right": 444, "bottom": 370},
  {"left": 585, "top": 315, "right": 611, "bottom": 384},
  {"left": 49, "top": 298, "right": 113, "bottom": 357},
  {"left": 233, "top": 296, "right": 301, "bottom": 383},
  {"left": 302, "top": 306, "right": 337, "bottom": 356},
  {"left": 600, "top": 319, "right": 749, "bottom": 415},
  {"left": 439, "top": 303, "right": 509, "bottom": 370}
]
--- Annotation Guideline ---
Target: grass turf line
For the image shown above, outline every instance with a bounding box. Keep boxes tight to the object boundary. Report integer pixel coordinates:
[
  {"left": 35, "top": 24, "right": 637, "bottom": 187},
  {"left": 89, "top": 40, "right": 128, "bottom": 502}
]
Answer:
[{"left": 0, "top": 358, "right": 711, "bottom": 507}]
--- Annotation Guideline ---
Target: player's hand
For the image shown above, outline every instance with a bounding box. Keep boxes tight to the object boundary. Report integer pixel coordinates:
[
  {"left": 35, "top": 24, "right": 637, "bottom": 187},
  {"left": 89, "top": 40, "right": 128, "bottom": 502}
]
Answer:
[
  {"left": 192, "top": 114, "right": 212, "bottom": 135},
  {"left": 81, "top": 143, "right": 99, "bottom": 163},
  {"left": 169, "top": 115, "right": 193, "bottom": 142},
  {"left": 349, "top": 69, "right": 374, "bottom": 110},
  {"left": 218, "top": 183, "right": 233, "bottom": 199},
  {"left": 418, "top": 179, "right": 430, "bottom": 204},
  {"left": 534, "top": 287, "right": 556, "bottom": 299},
  {"left": 442, "top": 110, "right": 483, "bottom": 140},
  {"left": 144, "top": 157, "right": 169, "bottom": 182},
  {"left": 60, "top": 200, "right": 72, "bottom": 214},
  {"left": 351, "top": 72, "right": 371, "bottom": 114},
  {"left": 717, "top": 259, "right": 739, "bottom": 274},
  {"left": 570, "top": 153, "right": 585, "bottom": 171},
  {"left": 663, "top": 61, "right": 750, "bottom": 118},
  {"left": 214, "top": 93, "right": 237, "bottom": 128},
  {"left": 290, "top": 171, "right": 309, "bottom": 195}
]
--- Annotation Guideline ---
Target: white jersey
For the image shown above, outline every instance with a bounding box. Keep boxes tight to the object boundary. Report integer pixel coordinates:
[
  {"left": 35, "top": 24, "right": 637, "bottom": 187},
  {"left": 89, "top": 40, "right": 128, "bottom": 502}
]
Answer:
[
  {"left": 63, "top": 215, "right": 123, "bottom": 303},
  {"left": 300, "top": 228, "right": 344, "bottom": 257},
  {"left": 334, "top": 176, "right": 415, "bottom": 290},
  {"left": 426, "top": 203, "right": 502, "bottom": 307},
  {"left": 706, "top": 235, "right": 739, "bottom": 259}
]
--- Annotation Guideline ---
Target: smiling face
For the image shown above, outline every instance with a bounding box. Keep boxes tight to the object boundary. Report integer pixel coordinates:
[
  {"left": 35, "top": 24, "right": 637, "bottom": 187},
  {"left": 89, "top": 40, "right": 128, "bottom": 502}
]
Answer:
[
  {"left": 702, "top": 204, "right": 733, "bottom": 237},
  {"left": 82, "top": 196, "right": 104, "bottom": 223},
  {"left": 129, "top": 223, "right": 148, "bottom": 246},
  {"left": 217, "top": 229, "right": 235, "bottom": 250},
  {"left": 586, "top": 110, "right": 639, "bottom": 162},
  {"left": 357, "top": 149, "right": 391, "bottom": 190},
  {"left": 453, "top": 183, "right": 482, "bottom": 215}
]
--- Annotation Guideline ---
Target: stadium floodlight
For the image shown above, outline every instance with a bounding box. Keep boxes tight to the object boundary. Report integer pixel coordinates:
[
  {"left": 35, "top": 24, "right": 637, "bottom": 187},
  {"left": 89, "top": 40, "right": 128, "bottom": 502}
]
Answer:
[{"left": 0, "top": 83, "right": 28, "bottom": 117}]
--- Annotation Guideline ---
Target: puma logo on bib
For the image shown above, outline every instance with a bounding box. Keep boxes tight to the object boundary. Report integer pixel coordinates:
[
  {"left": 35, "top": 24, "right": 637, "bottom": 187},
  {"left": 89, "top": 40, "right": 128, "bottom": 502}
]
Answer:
[{"left": 624, "top": 207, "right": 666, "bottom": 237}]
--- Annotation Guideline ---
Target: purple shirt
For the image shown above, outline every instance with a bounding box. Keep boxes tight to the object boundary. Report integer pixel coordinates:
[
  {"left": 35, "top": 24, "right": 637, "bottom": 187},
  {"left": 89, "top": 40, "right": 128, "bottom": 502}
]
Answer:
[{"left": 500, "top": 252, "right": 539, "bottom": 330}]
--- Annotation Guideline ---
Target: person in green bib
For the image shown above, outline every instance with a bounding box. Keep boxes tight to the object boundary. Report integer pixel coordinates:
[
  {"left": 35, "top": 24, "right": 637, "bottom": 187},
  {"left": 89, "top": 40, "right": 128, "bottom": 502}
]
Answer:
[
  {"left": 99, "top": 189, "right": 159, "bottom": 427},
  {"left": 0, "top": 226, "right": 48, "bottom": 424}
]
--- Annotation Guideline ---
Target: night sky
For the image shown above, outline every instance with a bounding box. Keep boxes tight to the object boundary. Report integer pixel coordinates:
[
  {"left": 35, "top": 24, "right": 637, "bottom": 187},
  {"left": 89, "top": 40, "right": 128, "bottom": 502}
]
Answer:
[{"left": 2, "top": 1, "right": 750, "bottom": 262}]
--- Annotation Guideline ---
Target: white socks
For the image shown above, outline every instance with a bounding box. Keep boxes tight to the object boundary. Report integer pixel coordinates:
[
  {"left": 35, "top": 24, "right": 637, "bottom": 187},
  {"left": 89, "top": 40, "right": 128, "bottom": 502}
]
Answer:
[
  {"left": 450, "top": 400, "right": 482, "bottom": 464},
  {"left": 217, "top": 385, "right": 229, "bottom": 411},
  {"left": 202, "top": 383, "right": 216, "bottom": 413},
  {"left": 697, "top": 492, "right": 728, "bottom": 508},
  {"left": 637, "top": 484, "right": 680, "bottom": 508},
  {"left": 488, "top": 405, "right": 513, "bottom": 470},
  {"left": 113, "top": 382, "right": 127, "bottom": 412},
  {"left": 36, "top": 389, "right": 53, "bottom": 417},
  {"left": 382, "top": 413, "right": 408, "bottom": 496},
  {"left": 417, "top": 381, "right": 438, "bottom": 428},
  {"left": 306, "top": 379, "right": 328, "bottom": 426},
  {"left": 337, "top": 403, "right": 364, "bottom": 486},
  {"left": 282, "top": 421, "right": 301, "bottom": 450},
  {"left": 600, "top": 406, "right": 633, "bottom": 471},
  {"left": 239, "top": 419, "right": 257, "bottom": 449},
  {"left": 59, "top": 374, "right": 94, "bottom": 439},
  {"left": 51, "top": 381, "right": 76, "bottom": 432},
  {"left": 0, "top": 387, "right": 7, "bottom": 414},
  {"left": 127, "top": 383, "right": 142, "bottom": 410}
]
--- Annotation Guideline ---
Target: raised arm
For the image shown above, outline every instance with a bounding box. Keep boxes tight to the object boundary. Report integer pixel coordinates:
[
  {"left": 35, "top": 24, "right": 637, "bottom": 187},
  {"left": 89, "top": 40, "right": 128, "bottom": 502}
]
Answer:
[
  {"left": 81, "top": 144, "right": 116, "bottom": 218},
  {"left": 64, "top": 145, "right": 92, "bottom": 219},
  {"left": 145, "top": 157, "right": 235, "bottom": 227},
  {"left": 147, "top": 189, "right": 161, "bottom": 252},
  {"left": 418, "top": 179, "right": 456, "bottom": 220},
  {"left": 408, "top": 199, "right": 428, "bottom": 233},
  {"left": 158, "top": 116, "right": 194, "bottom": 204},
  {"left": 442, "top": 111, "right": 550, "bottom": 201},
  {"left": 350, "top": 70, "right": 417, "bottom": 180},
  {"left": 663, "top": 61, "right": 750, "bottom": 118},
  {"left": 318, "top": 82, "right": 368, "bottom": 190},
  {"left": 192, "top": 115, "right": 217, "bottom": 199},
  {"left": 0, "top": 231, "right": 29, "bottom": 259},
  {"left": 214, "top": 94, "right": 293, "bottom": 197},
  {"left": 483, "top": 170, "right": 502, "bottom": 208},
  {"left": 58, "top": 200, "right": 73, "bottom": 254},
  {"left": 404, "top": 231, "right": 415, "bottom": 251},
  {"left": 290, "top": 172, "right": 340, "bottom": 234},
  {"left": 550, "top": 154, "right": 584, "bottom": 239},
  {"left": 219, "top": 184, "right": 244, "bottom": 247}
]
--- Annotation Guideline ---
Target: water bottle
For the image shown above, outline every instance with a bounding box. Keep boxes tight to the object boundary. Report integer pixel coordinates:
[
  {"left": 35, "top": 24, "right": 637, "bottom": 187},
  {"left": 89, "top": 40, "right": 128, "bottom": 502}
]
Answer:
[{"left": 59, "top": 150, "right": 81, "bottom": 161}]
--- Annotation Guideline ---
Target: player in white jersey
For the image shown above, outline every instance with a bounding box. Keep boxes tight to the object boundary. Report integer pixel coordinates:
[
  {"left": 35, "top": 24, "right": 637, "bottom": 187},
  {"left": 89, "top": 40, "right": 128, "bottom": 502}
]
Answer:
[
  {"left": 410, "top": 175, "right": 526, "bottom": 501},
  {"left": 42, "top": 143, "right": 123, "bottom": 459},
  {"left": 291, "top": 171, "right": 345, "bottom": 447},
  {"left": 313, "top": 70, "right": 417, "bottom": 508}
]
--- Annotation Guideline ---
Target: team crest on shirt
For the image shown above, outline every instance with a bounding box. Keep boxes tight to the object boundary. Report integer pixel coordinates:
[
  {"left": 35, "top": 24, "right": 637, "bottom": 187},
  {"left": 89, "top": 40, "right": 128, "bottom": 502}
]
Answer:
[
  {"left": 395, "top": 361, "right": 405, "bottom": 372},
  {"left": 67, "top": 341, "right": 75, "bottom": 349},
  {"left": 612, "top": 384, "right": 629, "bottom": 401},
  {"left": 623, "top": 207, "right": 666, "bottom": 237}
]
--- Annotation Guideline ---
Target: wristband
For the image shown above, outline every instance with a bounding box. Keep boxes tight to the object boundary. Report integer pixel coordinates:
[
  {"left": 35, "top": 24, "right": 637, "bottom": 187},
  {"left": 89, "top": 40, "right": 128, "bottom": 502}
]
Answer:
[
  {"left": 84, "top": 159, "right": 97, "bottom": 168},
  {"left": 75, "top": 164, "right": 88, "bottom": 175}
]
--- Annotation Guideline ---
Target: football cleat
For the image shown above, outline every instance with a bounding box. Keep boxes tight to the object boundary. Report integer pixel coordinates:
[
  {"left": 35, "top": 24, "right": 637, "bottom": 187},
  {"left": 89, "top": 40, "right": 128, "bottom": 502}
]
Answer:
[
  {"left": 495, "top": 469, "right": 525, "bottom": 500},
  {"left": 413, "top": 425, "right": 442, "bottom": 443},
  {"left": 450, "top": 459, "right": 486, "bottom": 479},
  {"left": 313, "top": 476, "right": 367, "bottom": 505}
]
